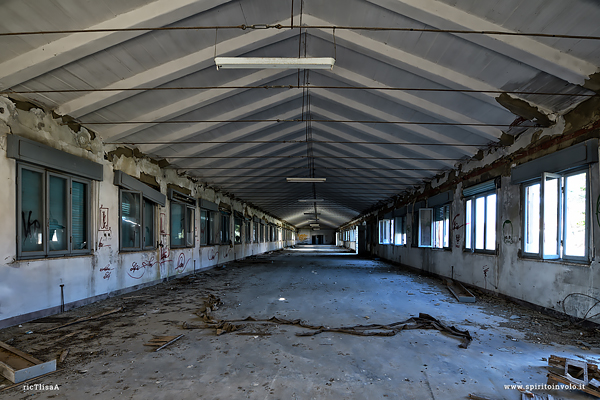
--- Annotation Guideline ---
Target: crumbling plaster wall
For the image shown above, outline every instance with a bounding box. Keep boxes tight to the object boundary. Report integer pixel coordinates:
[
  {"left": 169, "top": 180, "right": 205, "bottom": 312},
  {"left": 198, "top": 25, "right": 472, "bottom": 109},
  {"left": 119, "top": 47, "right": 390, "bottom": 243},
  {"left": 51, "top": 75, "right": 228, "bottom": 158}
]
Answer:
[
  {"left": 0, "top": 96, "right": 294, "bottom": 327},
  {"left": 348, "top": 97, "right": 600, "bottom": 323}
]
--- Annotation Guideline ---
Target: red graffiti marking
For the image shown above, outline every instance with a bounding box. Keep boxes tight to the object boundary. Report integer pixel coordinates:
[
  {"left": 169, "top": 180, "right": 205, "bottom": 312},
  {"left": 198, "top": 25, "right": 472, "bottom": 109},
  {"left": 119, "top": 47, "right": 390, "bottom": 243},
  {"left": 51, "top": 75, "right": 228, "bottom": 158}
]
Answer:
[
  {"left": 451, "top": 214, "right": 468, "bottom": 231},
  {"left": 142, "top": 256, "right": 157, "bottom": 269},
  {"left": 100, "top": 264, "right": 114, "bottom": 280},
  {"left": 99, "top": 206, "right": 110, "bottom": 231},
  {"left": 175, "top": 253, "right": 190, "bottom": 273},
  {"left": 208, "top": 247, "right": 219, "bottom": 262},
  {"left": 128, "top": 262, "right": 145, "bottom": 279}
]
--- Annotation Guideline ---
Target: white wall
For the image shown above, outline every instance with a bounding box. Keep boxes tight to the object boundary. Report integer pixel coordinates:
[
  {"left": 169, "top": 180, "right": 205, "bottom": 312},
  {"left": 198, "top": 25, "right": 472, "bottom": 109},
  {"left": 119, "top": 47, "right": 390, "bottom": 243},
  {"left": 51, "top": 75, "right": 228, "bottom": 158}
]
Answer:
[
  {"left": 345, "top": 123, "right": 600, "bottom": 323},
  {"left": 0, "top": 97, "right": 295, "bottom": 328}
]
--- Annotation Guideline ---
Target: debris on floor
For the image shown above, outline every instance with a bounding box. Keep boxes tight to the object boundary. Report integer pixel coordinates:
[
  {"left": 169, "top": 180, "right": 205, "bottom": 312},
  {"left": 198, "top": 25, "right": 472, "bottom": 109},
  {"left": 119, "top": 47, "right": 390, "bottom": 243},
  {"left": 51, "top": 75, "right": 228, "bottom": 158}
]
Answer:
[
  {"left": 189, "top": 293, "right": 472, "bottom": 347},
  {"left": 518, "top": 388, "right": 559, "bottom": 400},
  {"left": 58, "top": 349, "right": 69, "bottom": 364},
  {"left": 143, "top": 334, "right": 185, "bottom": 352},
  {"left": 547, "top": 354, "right": 600, "bottom": 397},
  {"left": 0, "top": 340, "right": 57, "bottom": 383},
  {"left": 42, "top": 307, "right": 123, "bottom": 333},
  {"left": 468, "top": 394, "right": 499, "bottom": 400},
  {"left": 445, "top": 279, "right": 476, "bottom": 303}
]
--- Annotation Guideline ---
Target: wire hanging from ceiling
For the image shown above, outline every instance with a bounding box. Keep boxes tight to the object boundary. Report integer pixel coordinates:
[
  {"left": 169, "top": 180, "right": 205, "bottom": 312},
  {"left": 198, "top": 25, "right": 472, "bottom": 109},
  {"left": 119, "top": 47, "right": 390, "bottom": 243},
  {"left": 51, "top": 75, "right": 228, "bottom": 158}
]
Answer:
[{"left": 3, "top": 25, "right": 600, "bottom": 40}]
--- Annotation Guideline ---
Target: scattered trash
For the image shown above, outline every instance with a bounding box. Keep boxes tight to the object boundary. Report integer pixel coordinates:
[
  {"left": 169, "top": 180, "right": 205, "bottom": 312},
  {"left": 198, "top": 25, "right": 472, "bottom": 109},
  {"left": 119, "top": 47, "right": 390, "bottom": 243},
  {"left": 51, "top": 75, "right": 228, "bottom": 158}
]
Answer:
[
  {"left": 0, "top": 340, "right": 57, "bottom": 383},
  {"left": 144, "top": 334, "right": 184, "bottom": 352},
  {"left": 186, "top": 296, "right": 472, "bottom": 347},
  {"left": 445, "top": 279, "right": 476, "bottom": 303},
  {"left": 547, "top": 354, "right": 600, "bottom": 397},
  {"left": 58, "top": 349, "right": 69, "bottom": 364},
  {"left": 468, "top": 394, "right": 499, "bottom": 400},
  {"left": 24, "top": 331, "right": 33, "bottom": 335},
  {"left": 42, "top": 307, "right": 123, "bottom": 333}
]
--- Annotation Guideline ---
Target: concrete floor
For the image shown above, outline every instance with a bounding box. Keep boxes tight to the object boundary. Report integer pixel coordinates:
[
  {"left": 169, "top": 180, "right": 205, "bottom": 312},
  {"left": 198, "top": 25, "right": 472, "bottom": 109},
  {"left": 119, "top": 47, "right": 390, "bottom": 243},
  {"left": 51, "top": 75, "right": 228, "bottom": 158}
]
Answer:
[{"left": 3, "top": 245, "right": 600, "bottom": 399}]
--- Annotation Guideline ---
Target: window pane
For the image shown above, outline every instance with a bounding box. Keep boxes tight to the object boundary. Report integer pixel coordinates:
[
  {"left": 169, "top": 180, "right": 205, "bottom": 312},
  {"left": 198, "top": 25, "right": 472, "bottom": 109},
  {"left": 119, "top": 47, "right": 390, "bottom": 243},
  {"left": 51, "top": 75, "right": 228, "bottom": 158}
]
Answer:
[
  {"left": 485, "top": 194, "right": 496, "bottom": 250},
  {"left": 72, "top": 181, "right": 88, "bottom": 250},
  {"left": 443, "top": 205, "right": 450, "bottom": 248},
  {"left": 122, "top": 192, "right": 141, "bottom": 248},
  {"left": 170, "top": 202, "right": 184, "bottom": 247},
  {"left": 200, "top": 210, "right": 207, "bottom": 245},
  {"left": 475, "top": 197, "right": 485, "bottom": 249},
  {"left": 465, "top": 200, "right": 472, "bottom": 249},
  {"left": 234, "top": 218, "right": 242, "bottom": 243},
  {"left": 209, "top": 212, "right": 220, "bottom": 244},
  {"left": 524, "top": 184, "right": 540, "bottom": 254},
  {"left": 564, "top": 172, "right": 586, "bottom": 257},
  {"left": 48, "top": 175, "right": 68, "bottom": 252},
  {"left": 221, "top": 214, "right": 230, "bottom": 244},
  {"left": 419, "top": 209, "right": 432, "bottom": 247},
  {"left": 186, "top": 207, "right": 194, "bottom": 247},
  {"left": 21, "top": 169, "right": 44, "bottom": 252},
  {"left": 143, "top": 199, "right": 154, "bottom": 248},
  {"left": 543, "top": 177, "right": 560, "bottom": 257}
]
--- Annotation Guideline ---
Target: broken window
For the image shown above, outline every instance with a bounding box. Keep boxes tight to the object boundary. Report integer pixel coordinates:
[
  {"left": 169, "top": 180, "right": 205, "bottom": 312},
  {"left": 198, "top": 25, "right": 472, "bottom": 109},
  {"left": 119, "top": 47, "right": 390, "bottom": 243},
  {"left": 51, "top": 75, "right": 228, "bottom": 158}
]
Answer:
[
  {"left": 378, "top": 219, "right": 393, "bottom": 244},
  {"left": 245, "top": 219, "right": 251, "bottom": 243},
  {"left": 522, "top": 170, "right": 588, "bottom": 261},
  {"left": 394, "top": 216, "right": 407, "bottom": 246},
  {"left": 18, "top": 164, "right": 91, "bottom": 259}
]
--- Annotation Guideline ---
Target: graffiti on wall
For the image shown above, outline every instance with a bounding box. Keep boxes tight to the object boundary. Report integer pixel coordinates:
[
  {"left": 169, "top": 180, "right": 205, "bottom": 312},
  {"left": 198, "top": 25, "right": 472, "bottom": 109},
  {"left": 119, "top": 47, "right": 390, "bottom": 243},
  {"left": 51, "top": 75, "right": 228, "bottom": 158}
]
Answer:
[
  {"left": 175, "top": 253, "right": 190, "bottom": 273},
  {"left": 451, "top": 214, "right": 468, "bottom": 249},
  {"left": 502, "top": 220, "right": 514, "bottom": 244},
  {"left": 100, "top": 264, "right": 114, "bottom": 280}
]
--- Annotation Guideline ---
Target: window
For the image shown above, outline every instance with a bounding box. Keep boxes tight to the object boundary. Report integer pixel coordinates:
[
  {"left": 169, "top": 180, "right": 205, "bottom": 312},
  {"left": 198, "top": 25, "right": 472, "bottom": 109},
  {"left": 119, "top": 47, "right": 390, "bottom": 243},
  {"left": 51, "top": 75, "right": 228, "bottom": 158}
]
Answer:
[
  {"left": 465, "top": 192, "right": 497, "bottom": 252},
  {"left": 394, "top": 216, "right": 407, "bottom": 245},
  {"left": 170, "top": 191, "right": 195, "bottom": 248},
  {"left": 221, "top": 212, "right": 231, "bottom": 244},
  {"left": 245, "top": 220, "right": 251, "bottom": 243},
  {"left": 200, "top": 209, "right": 208, "bottom": 246},
  {"left": 378, "top": 219, "right": 393, "bottom": 244},
  {"left": 418, "top": 209, "right": 433, "bottom": 247},
  {"left": 433, "top": 204, "right": 450, "bottom": 249},
  {"left": 120, "top": 191, "right": 156, "bottom": 251},
  {"left": 208, "top": 211, "right": 220, "bottom": 245},
  {"left": 18, "top": 164, "right": 91, "bottom": 258},
  {"left": 234, "top": 215, "right": 242, "bottom": 244},
  {"left": 523, "top": 170, "right": 588, "bottom": 261},
  {"left": 253, "top": 221, "right": 258, "bottom": 243}
]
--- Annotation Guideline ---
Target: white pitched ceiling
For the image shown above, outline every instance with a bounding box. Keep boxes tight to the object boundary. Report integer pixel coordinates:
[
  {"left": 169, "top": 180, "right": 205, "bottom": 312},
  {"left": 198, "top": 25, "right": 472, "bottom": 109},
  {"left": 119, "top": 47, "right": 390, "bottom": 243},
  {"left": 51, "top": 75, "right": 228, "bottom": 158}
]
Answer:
[{"left": 1, "top": 0, "right": 599, "bottom": 228}]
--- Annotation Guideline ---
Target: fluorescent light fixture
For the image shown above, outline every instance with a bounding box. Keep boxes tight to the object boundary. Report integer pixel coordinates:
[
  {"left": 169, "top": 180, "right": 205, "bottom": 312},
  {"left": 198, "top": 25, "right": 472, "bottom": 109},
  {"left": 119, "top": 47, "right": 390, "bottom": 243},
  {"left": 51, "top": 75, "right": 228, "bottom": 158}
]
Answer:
[
  {"left": 286, "top": 178, "right": 326, "bottom": 183},
  {"left": 304, "top": 212, "right": 321, "bottom": 215},
  {"left": 215, "top": 57, "right": 335, "bottom": 70},
  {"left": 310, "top": 223, "right": 320, "bottom": 227},
  {"left": 298, "top": 199, "right": 324, "bottom": 202}
]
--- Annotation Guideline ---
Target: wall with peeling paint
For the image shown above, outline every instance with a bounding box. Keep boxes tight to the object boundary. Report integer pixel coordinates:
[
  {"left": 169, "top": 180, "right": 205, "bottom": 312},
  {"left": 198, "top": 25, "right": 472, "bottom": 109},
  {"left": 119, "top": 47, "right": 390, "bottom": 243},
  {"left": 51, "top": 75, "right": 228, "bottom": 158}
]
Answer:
[
  {"left": 342, "top": 97, "right": 600, "bottom": 324},
  {"left": 0, "top": 97, "right": 295, "bottom": 328}
]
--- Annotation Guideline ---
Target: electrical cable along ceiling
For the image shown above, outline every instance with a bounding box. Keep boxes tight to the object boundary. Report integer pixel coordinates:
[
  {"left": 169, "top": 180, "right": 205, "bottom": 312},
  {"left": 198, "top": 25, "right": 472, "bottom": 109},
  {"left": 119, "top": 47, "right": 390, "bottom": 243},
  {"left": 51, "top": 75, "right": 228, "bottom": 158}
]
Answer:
[{"left": 1, "top": 0, "right": 600, "bottom": 229}]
